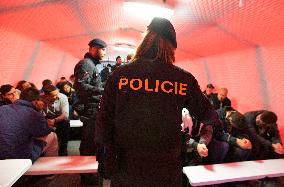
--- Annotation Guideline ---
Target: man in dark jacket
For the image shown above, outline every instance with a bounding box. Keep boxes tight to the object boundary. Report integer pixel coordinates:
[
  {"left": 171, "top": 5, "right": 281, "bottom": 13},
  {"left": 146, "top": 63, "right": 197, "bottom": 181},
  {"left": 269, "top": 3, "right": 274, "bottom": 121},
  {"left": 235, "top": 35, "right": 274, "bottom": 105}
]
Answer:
[
  {"left": 182, "top": 108, "right": 228, "bottom": 165},
  {"left": 210, "top": 87, "right": 231, "bottom": 109},
  {"left": 203, "top": 83, "right": 215, "bottom": 100},
  {"left": 244, "top": 110, "right": 284, "bottom": 160},
  {"left": 216, "top": 107, "right": 252, "bottom": 162},
  {"left": 74, "top": 38, "right": 106, "bottom": 185},
  {"left": 95, "top": 17, "right": 222, "bottom": 187},
  {"left": 111, "top": 56, "right": 122, "bottom": 72},
  {"left": 100, "top": 64, "right": 112, "bottom": 85},
  {"left": 0, "top": 87, "right": 58, "bottom": 162}
]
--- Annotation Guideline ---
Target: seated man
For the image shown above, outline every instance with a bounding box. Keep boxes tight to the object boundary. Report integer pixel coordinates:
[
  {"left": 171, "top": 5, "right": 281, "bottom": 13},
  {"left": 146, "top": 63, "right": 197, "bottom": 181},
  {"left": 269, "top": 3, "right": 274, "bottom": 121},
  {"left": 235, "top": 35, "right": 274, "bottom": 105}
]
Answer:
[
  {"left": 244, "top": 110, "right": 284, "bottom": 160},
  {"left": 203, "top": 84, "right": 215, "bottom": 100},
  {"left": 210, "top": 88, "right": 231, "bottom": 110},
  {"left": 182, "top": 108, "right": 228, "bottom": 165},
  {"left": 0, "top": 84, "right": 21, "bottom": 104},
  {"left": 59, "top": 82, "right": 78, "bottom": 120},
  {"left": 0, "top": 87, "right": 58, "bottom": 162},
  {"left": 41, "top": 84, "right": 70, "bottom": 156},
  {"left": 217, "top": 107, "right": 252, "bottom": 162}
]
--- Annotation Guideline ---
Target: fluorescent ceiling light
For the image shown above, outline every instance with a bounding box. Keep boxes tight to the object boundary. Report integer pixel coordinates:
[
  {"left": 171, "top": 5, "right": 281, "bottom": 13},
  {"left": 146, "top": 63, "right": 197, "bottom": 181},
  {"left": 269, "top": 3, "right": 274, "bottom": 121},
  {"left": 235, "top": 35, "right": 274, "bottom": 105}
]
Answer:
[
  {"left": 113, "top": 46, "right": 135, "bottom": 53},
  {"left": 124, "top": 2, "right": 174, "bottom": 19}
]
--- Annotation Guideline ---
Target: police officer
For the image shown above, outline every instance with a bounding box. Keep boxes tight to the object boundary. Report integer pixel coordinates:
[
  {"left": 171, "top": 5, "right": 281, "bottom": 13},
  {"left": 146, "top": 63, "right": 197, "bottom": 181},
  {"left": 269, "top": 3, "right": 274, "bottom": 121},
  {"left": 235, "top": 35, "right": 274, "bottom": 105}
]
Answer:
[
  {"left": 74, "top": 38, "right": 106, "bottom": 185},
  {"left": 95, "top": 17, "right": 222, "bottom": 186}
]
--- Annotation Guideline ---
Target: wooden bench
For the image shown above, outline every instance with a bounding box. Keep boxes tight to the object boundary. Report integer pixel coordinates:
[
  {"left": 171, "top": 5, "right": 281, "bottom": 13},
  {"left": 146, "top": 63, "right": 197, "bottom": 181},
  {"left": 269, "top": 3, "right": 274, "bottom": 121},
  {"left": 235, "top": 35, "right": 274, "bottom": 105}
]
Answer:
[
  {"left": 25, "top": 156, "right": 97, "bottom": 175},
  {"left": 183, "top": 158, "right": 284, "bottom": 186}
]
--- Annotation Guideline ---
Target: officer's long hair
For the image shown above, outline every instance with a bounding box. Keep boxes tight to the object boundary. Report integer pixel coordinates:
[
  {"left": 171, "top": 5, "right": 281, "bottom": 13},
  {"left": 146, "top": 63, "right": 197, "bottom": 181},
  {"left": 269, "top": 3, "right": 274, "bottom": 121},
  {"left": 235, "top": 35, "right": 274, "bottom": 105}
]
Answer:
[{"left": 132, "top": 30, "right": 175, "bottom": 64}]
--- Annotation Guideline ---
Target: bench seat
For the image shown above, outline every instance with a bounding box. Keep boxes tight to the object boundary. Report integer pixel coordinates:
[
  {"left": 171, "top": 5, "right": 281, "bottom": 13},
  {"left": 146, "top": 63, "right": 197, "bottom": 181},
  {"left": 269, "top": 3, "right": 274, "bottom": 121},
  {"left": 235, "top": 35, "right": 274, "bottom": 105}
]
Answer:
[
  {"left": 183, "top": 158, "right": 284, "bottom": 186},
  {"left": 25, "top": 156, "right": 98, "bottom": 175},
  {"left": 70, "top": 120, "right": 83, "bottom": 127}
]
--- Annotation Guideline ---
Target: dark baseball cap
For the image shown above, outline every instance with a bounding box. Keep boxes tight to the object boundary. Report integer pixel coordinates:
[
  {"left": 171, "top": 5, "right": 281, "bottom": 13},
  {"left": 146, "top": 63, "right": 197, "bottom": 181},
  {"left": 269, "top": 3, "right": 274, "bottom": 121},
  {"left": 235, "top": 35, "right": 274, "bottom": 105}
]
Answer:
[
  {"left": 88, "top": 38, "right": 107, "bottom": 48},
  {"left": 148, "top": 17, "right": 177, "bottom": 48}
]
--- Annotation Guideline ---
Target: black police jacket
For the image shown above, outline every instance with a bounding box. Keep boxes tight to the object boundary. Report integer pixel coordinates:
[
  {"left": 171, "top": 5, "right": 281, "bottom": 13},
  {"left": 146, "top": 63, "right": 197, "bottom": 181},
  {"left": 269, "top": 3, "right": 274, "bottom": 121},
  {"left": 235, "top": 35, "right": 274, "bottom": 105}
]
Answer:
[
  {"left": 74, "top": 53, "right": 104, "bottom": 104},
  {"left": 95, "top": 60, "right": 221, "bottom": 184}
]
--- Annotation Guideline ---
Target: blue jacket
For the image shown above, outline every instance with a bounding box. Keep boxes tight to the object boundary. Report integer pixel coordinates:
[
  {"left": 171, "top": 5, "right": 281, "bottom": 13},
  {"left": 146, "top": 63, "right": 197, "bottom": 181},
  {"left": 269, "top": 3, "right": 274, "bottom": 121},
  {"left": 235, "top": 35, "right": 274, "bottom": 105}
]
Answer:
[{"left": 0, "top": 100, "right": 51, "bottom": 162}]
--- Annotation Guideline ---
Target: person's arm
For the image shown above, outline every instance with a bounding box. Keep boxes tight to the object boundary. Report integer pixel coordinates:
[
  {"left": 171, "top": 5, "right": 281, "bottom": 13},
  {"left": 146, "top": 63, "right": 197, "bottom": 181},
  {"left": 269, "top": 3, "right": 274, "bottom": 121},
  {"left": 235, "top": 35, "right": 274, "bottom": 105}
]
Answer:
[
  {"left": 219, "top": 132, "right": 237, "bottom": 145},
  {"left": 269, "top": 124, "right": 284, "bottom": 154},
  {"left": 185, "top": 124, "right": 212, "bottom": 157},
  {"left": 248, "top": 124, "right": 272, "bottom": 148},
  {"left": 29, "top": 110, "right": 52, "bottom": 137},
  {"left": 55, "top": 94, "right": 69, "bottom": 122},
  {"left": 74, "top": 61, "right": 103, "bottom": 95},
  {"left": 199, "top": 124, "right": 213, "bottom": 146},
  {"left": 219, "top": 133, "right": 252, "bottom": 150},
  {"left": 270, "top": 124, "right": 282, "bottom": 144}
]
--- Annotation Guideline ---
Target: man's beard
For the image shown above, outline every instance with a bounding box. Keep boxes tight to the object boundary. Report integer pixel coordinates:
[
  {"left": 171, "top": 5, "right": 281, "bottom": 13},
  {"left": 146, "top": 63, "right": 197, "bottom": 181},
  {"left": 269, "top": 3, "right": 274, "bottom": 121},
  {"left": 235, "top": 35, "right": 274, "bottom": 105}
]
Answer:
[{"left": 94, "top": 51, "right": 103, "bottom": 61}]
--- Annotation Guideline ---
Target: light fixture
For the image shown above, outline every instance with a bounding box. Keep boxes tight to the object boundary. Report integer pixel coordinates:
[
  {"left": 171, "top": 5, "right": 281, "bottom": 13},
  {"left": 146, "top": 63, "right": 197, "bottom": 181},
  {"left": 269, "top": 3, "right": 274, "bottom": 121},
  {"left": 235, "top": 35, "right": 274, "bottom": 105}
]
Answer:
[
  {"left": 239, "top": 0, "right": 244, "bottom": 7},
  {"left": 123, "top": 2, "right": 174, "bottom": 19},
  {"left": 113, "top": 43, "right": 136, "bottom": 53}
]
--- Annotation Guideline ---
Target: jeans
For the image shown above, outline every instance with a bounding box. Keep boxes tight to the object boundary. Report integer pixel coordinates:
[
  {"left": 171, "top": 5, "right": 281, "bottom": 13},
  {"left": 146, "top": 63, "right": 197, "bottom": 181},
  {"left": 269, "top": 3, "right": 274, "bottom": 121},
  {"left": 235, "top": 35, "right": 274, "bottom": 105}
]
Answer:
[{"left": 204, "top": 139, "right": 229, "bottom": 164}]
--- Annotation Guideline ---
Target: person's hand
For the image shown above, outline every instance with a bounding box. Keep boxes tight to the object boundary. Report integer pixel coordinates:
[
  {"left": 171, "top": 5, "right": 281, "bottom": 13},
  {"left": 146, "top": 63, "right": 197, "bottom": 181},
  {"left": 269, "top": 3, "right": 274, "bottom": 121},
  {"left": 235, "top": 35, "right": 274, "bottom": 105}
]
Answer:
[
  {"left": 73, "top": 110, "right": 79, "bottom": 117},
  {"left": 236, "top": 138, "right": 252, "bottom": 149},
  {"left": 47, "top": 119, "right": 55, "bottom": 127},
  {"left": 197, "top": 143, "right": 208, "bottom": 157},
  {"left": 272, "top": 143, "right": 284, "bottom": 154}
]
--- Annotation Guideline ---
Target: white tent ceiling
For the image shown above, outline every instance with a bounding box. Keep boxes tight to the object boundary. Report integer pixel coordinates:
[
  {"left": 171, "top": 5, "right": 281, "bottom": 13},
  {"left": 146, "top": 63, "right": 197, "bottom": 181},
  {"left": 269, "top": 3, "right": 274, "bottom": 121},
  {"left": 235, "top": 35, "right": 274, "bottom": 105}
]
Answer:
[{"left": 1, "top": 0, "right": 284, "bottom": 61}]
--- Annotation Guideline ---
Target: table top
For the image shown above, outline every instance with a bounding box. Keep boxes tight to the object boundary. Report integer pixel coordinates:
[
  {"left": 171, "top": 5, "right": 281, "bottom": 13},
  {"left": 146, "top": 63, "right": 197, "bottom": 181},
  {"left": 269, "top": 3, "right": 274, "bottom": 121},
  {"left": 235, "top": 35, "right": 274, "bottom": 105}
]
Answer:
[
  {"left": 70, "top": 120, "right": 83, "bottom": 127},
  {"left": 183, "top": 158, "right": 284, "bottom": 186},
  {"left": 0, "top": 159, "right": 32, "bottom": 187},
  {"left": 25, "top": 156, "right": 98, "bottom": 175}
]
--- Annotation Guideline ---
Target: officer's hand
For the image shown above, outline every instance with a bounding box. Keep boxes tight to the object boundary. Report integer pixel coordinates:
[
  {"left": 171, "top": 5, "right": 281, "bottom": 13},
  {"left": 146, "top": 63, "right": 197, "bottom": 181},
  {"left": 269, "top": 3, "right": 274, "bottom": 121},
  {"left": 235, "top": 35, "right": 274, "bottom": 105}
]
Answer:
[{"left": 197, "top": 143, "right": 208, "bottom": 157}]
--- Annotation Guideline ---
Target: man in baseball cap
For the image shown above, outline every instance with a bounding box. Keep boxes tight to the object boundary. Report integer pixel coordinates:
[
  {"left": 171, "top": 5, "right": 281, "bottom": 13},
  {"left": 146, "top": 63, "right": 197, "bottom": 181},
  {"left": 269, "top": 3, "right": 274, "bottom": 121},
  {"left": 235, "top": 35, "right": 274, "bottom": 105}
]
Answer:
[{"left": 74, "top": 38, "right": 107, "bottom": 185}]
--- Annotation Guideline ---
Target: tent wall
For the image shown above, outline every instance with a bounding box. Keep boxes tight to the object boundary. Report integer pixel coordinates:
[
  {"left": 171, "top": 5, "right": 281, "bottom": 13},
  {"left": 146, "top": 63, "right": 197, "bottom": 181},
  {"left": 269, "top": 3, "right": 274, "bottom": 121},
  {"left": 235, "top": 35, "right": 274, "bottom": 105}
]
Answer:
[
  {"left": 176, "top": 42, "right": 284, "bottom": 142},
  {"left": 0, "top": 28, "right": 79, "bottom": 88}
]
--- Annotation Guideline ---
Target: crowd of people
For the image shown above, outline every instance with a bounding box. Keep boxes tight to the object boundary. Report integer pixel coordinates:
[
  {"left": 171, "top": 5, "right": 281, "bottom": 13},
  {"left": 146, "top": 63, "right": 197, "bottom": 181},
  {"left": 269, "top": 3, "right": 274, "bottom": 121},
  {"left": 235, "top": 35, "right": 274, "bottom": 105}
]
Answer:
[
  {"left": 182, "top": 84, "right": 284, "bottom": 167},
  {"left": 0, "top": 17, "right": 283, "bottom": 187}
]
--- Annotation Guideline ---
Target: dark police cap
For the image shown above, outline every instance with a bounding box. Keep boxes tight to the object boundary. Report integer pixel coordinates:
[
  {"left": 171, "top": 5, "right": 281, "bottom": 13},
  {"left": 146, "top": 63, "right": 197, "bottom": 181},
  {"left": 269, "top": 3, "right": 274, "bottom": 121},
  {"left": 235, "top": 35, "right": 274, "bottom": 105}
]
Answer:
[
  {"left": 88, "top": 38, "right": 107, "bottom": 48},
  {"left": 148, "top": 17, "right": 177, "bottom": 48}
]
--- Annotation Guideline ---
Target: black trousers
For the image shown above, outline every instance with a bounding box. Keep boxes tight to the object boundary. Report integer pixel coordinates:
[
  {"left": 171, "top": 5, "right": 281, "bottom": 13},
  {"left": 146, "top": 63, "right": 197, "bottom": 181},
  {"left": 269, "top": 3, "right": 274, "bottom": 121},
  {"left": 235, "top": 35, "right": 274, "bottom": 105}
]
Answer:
[
  {"left": 79, "top": 116, "right": 99, "bottom": 185},
  {"left": 79, "top": 116, "right": 96, "bottom": 156},
  {"left": 55, "top": 120, "right": 70, "bottom": 156}
]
